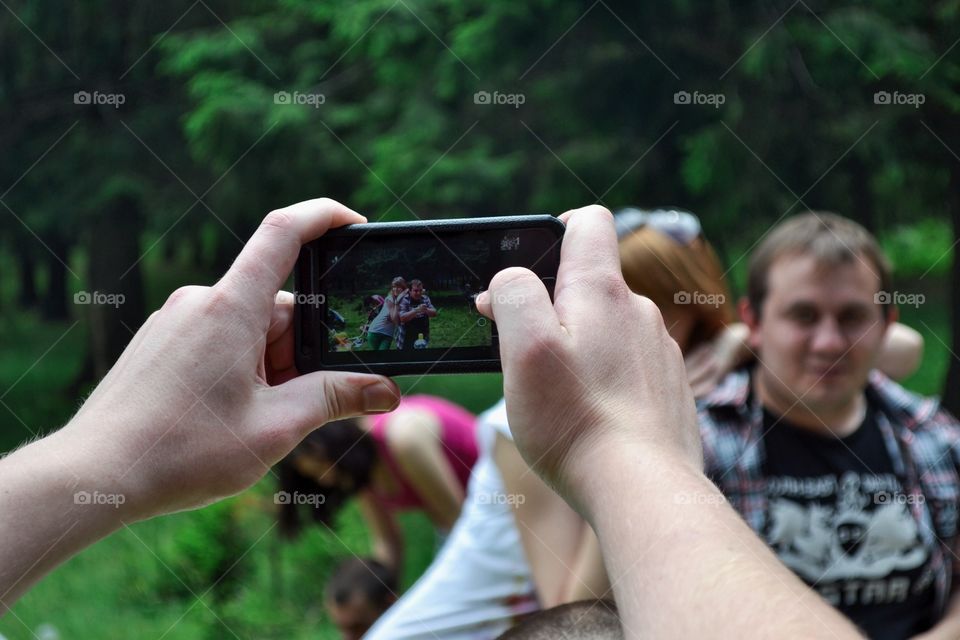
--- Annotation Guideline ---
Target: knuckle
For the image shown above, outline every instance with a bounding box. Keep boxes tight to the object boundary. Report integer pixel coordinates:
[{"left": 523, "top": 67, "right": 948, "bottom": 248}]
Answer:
[
  {"left": 320, "top": 376, "right": 345, "bottom": 420},
  {"left": 489, "top": 267, "right": 537, "bottom": 293},
  {"left": 593, "top": 271, "right": 630, "bottom": 302},
  {"left": 199, "top": 285, "right": 242, "bottom": 318},
  {"left": 634, "top": 294, "right": 661, "bottom": 317},
  {"left": 580, "top": 204, "right": 614, "bottom": 222},
  {"left": 261, "top": 209, "right": 295, "bottom": 234},
  {"left": 634, "top": 294, "right": 666, "bottom": 327},
  {"left": 164, "top": 285, "right": 207, "bottom": 307}
]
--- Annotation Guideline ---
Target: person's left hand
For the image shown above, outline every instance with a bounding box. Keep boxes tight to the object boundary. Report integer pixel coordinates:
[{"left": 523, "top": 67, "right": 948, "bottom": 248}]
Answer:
[{"left": 62, "top": 198, "right": 401, "bottom": 521}]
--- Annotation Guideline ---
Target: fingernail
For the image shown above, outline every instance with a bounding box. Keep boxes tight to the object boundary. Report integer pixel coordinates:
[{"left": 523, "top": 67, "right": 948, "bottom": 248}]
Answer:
[{"left": 363, "top": 382, "right": 399, "bottom": 413}]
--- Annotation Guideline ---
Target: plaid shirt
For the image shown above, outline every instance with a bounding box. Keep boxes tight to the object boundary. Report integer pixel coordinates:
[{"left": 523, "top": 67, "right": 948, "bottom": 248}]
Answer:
[
  {"left": 699, "top": 367, "right": 960, "bottom": 618},
  {"left": 397, "top": 293, "right": 434, "bottom": 349}
]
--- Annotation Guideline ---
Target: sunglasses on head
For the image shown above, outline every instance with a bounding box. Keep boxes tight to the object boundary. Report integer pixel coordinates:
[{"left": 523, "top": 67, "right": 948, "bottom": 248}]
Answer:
[{"left": 613, "top": 207, "right": 702, "bottom": 245}]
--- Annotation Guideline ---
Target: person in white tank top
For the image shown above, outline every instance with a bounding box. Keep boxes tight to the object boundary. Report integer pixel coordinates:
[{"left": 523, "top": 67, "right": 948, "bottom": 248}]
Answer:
[{"left": 364, "top": 400, "right": 539, "bottom": 639}]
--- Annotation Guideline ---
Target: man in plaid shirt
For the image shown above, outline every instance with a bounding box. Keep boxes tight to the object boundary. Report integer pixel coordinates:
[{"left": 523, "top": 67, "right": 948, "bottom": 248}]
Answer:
[
  {"left": 699, "top": 212, "right": 960, "bottom": 639},
  {"left": 397, "top": 279, "right": 437, "bottom": 350}
]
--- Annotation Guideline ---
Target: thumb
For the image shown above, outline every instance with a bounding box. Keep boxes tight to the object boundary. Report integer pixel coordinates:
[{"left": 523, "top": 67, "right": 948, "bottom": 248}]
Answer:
[{"left": 268, "top": 371, "right": 401, "bottom": 439}]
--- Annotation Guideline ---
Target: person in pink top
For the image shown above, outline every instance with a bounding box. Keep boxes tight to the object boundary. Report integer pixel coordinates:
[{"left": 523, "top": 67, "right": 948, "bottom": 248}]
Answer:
[{"left": 277, "top": 395, "right": 478, "bottom": 574}]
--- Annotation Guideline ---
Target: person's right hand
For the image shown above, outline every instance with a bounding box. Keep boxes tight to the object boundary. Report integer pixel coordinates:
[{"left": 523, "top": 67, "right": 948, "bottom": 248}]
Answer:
[{"left": 475, "top": 205, "right": 702, "bottom": 505}]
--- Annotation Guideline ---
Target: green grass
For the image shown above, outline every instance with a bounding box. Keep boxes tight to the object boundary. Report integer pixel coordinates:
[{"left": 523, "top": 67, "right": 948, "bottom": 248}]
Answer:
[
  {"left": 328, "top": 291, "right": 489, "bottom": 351},
  {"left": 0, "top": 481, "right": 441, "bottom": 639}
]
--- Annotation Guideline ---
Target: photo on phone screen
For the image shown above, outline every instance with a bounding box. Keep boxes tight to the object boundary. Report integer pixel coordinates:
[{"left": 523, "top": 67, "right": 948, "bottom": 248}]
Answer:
[{"left": 324, "top": 234, "right": 490, "bottom": 354}]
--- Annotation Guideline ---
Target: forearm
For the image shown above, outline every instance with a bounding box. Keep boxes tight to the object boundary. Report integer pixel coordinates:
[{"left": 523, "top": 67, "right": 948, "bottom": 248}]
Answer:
[
  {"left": 0, "top": 425, "right": 132, "bottom": 611},
  {"left": 575, "top": 443, "right": 862, "bottom": 639},
  {"left": 371, "top": 534, "right": 404, "bottom": 574},
  {"left": 563, "top": 525, "right": 611, "bottom": 602}
]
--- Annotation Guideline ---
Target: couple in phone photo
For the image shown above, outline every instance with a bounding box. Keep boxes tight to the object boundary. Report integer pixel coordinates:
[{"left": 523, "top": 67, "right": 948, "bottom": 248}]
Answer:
[{"left": 364, "top": 276, "right": 437, "bottom": 351}]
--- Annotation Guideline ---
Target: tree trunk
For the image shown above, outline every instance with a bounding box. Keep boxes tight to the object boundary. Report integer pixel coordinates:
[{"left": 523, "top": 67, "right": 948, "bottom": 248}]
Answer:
[
  {"left": 15, "top": 243, "right": 38, "bottom": 309},
  {"left": 848, "top": 155, "right": 875, "bottom": 233},
  {"left": 85, "top": 196, "right": 147, "bottom": 379},
  {"left": 39, "top": 233, "right": 70, "bottom": 321},
  {"left": 941, "top": 164, "right": 960, "bottom": 416}
]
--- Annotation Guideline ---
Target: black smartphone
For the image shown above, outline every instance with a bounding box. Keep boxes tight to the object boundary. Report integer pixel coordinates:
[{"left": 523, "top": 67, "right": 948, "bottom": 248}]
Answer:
[{"left": 294, "top": 215, "right": 564, "bottom": 376}]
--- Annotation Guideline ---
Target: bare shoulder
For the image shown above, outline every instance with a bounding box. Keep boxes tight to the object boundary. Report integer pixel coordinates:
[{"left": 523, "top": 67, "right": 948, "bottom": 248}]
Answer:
[{"left": 384, "top": 408, "right": 442, "bottom": 453}]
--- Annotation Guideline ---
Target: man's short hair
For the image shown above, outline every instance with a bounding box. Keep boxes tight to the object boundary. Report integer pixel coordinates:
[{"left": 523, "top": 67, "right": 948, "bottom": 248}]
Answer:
[
  {"left": 409, "top": 279, "right": 423, "bottom": 288},
  {"left": 496, "top": 600, "right": 622, "bottom": 640},
  {"left": 325, "top": 557, "right": 397, "bottom": 610},
  {"left": 747, "top": 211, "right": 892, "bottom": 316}
]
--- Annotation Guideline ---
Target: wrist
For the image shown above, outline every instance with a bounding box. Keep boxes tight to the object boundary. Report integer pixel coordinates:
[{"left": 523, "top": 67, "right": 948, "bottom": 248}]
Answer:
[
  {"left": 564, "top": 436, "right": 706, "bottom": 526},
  {"left": 54, "top": 413, "right": 154, "bottom": 524}
]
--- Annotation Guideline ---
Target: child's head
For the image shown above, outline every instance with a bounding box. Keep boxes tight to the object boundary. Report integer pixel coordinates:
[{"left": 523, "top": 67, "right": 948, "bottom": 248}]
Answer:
[
  {"left": 325, "top": 557, "right": 397, "bottom": 640},
  {"left": 277, "top": 419, "right": 377, "bottom": 537}
]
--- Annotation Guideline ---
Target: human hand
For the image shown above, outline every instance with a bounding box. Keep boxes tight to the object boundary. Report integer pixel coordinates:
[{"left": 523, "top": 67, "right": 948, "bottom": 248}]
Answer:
[
  {"left": 475, "top": 205, "right": 701, "bottom": 505},
  {"left": 63, "top": 198, "right": 401, "bottom": 521}
]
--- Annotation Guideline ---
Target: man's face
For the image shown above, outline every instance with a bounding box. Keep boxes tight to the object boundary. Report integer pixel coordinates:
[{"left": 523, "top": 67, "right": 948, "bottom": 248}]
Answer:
[
  {"left": 410, "top": 283, "right": 423, "bottom": 301},
  {"left": 748, "top": 253, "right": 892, "bottom": 416},
  {"left": 326, "top": 593, "right": 383, "bottom": 640}
]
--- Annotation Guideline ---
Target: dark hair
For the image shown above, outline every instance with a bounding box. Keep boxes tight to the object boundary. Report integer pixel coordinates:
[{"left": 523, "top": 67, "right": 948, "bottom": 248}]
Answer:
[
  {"left": 325, "top": 557, "right": 398, "bottom": 611},
  {"left": 747, "top": 211, "right": 892, "bottom": 318},
  {"left": 277, "top": 419, "right": 378, "bottom": 538},
  {"left": 496, "top": 601, "right": 622, "bottom": 639}
]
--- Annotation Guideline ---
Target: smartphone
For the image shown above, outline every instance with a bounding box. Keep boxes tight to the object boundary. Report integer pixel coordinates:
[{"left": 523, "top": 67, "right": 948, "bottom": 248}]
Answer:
[{"left": 294, "top": 215, "right": 564, "bottom": 376}]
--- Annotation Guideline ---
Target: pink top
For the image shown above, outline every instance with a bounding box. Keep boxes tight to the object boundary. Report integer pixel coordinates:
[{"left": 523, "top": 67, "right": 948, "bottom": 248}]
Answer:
[{"left": 369, "top": 395, "right": 479, "bottom": 512}]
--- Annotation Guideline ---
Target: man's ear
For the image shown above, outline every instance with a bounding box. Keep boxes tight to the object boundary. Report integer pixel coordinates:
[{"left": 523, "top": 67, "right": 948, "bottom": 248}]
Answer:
[
  {"left": 738, "top": 297, "right": 762, "bottom": 350},
  {"left": 886, "top": 304, "right": 899, "bottom": 327}
]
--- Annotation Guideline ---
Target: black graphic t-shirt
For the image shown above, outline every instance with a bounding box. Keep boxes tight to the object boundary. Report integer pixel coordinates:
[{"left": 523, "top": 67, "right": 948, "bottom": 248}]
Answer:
[{"left": 761, "top": 404, "right": 936, "bottom": 639}]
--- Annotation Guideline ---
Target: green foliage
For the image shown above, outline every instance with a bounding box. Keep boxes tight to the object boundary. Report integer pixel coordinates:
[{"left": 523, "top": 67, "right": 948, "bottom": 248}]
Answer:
[{"left": 880, "top": 218, "right": 954, "bottom": 278}]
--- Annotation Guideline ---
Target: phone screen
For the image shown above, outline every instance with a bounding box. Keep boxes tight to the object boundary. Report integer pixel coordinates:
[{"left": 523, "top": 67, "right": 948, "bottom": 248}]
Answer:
[{"left": 322, "top": 230, "right": 492, "bottom": 357}]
